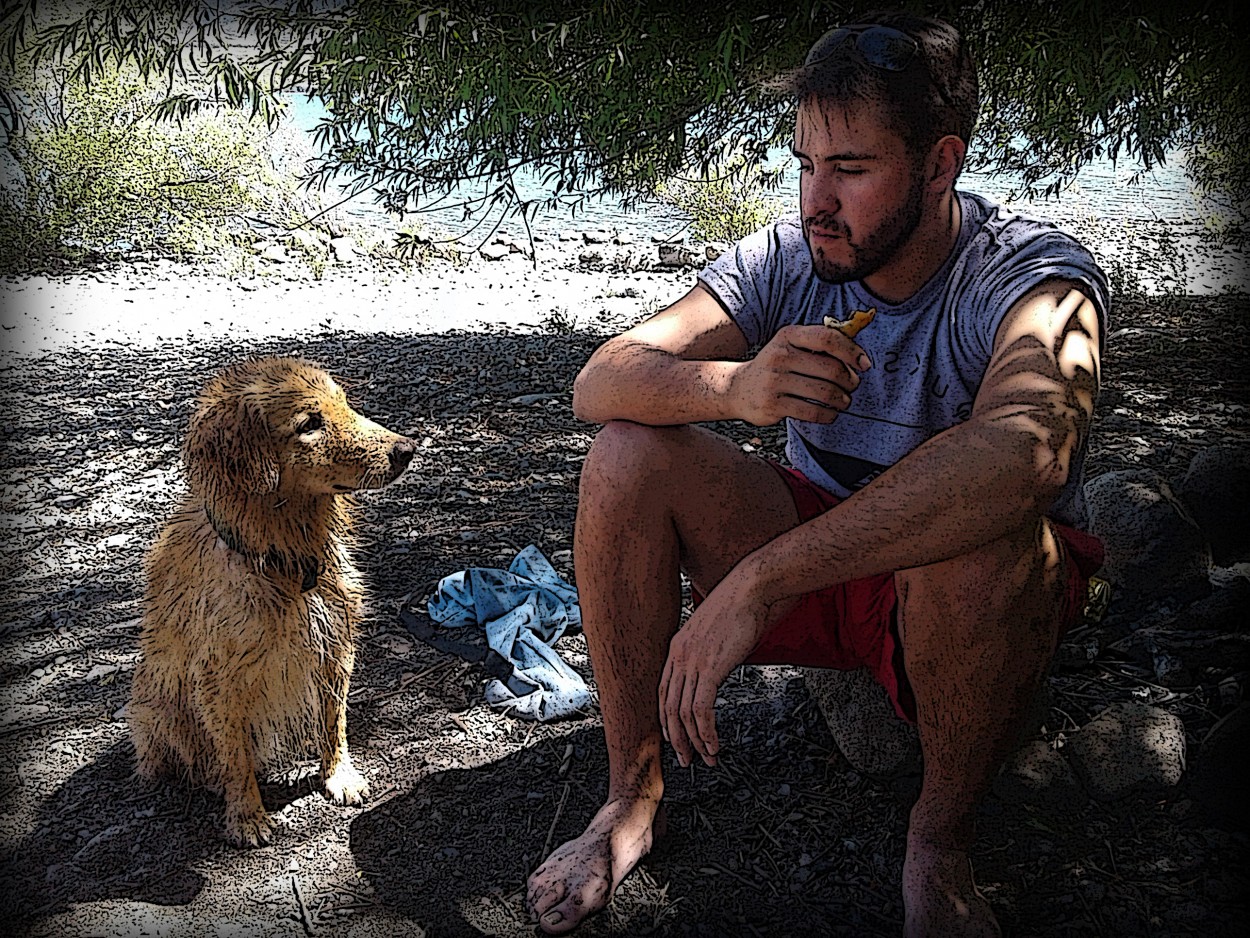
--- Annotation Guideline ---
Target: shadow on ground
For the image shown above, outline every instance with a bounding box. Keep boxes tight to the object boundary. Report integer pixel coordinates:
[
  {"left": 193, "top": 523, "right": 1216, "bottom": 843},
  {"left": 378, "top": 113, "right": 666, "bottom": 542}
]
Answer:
[
  {"left": 1, "top": 741, "right": 205, "bottom": 918},
  {"left": 0, "top": 736, "right": 346, "bottom": 926},
  {"left": 350, "top": 692, "right": 914, "bottom": 938}
]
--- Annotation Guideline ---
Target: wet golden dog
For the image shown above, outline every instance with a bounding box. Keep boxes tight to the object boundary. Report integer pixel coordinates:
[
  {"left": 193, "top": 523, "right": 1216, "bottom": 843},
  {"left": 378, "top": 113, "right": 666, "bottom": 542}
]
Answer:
[{"left": 128, "top": 357, "right": 415, "bottom": 847}]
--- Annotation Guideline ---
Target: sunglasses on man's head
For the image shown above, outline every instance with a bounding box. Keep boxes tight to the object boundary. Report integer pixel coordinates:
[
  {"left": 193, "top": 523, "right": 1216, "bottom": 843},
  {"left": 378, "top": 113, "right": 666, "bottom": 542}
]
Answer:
[
  {"left": 804, "top": 25, "right": 919, "bottom": 72},
  {"left": 803, "top": 24, "right": 954, "bottom": 109}
]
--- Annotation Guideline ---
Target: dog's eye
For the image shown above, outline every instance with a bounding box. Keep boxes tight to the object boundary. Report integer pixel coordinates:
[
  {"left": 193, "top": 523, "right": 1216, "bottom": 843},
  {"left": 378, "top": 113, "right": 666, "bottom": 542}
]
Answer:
[{"left": 296, "top": 413, "right": 324, "bottom": 435}]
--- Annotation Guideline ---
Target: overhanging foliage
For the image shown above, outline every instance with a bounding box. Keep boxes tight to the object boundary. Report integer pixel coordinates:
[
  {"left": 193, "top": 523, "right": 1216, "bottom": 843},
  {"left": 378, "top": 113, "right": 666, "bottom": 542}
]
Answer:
[{"left": 2, "top": 0, "right": 1246, "bottom": 234}]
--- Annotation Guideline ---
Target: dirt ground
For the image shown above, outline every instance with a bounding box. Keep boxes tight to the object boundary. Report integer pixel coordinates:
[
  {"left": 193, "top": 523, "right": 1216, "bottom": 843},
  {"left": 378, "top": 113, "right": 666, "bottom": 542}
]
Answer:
[{"left": 0, "top": 261, "right": 1248, "bottom": 937}]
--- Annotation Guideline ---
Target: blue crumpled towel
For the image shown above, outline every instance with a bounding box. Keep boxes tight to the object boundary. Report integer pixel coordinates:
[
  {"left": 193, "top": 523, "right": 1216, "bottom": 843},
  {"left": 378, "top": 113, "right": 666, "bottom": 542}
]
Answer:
[{"left": 426, "top": 545, "right": 593, "bottom": 721}]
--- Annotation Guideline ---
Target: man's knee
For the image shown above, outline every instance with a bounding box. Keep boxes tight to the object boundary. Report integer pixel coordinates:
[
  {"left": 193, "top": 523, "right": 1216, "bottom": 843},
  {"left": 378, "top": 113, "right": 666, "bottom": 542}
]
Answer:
[
  {"left": 895, "top": 518, "right": 1066, "bottom": 639},
  {"left": 581, "top": 420, "right": 693, "bottom": 498}
]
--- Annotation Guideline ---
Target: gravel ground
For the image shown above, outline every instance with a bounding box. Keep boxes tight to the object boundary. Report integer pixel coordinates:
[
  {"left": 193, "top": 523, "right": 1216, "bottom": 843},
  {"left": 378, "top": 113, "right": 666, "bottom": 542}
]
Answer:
[{"left": 0, "top": 252, "right": 1248, "bottom": 937}]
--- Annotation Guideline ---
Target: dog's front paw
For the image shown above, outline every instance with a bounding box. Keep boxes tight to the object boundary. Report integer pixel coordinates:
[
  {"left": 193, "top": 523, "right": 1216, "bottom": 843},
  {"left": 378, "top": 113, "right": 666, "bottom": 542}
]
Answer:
[
  {"left": 323, "top": 761, "right": 370, "bottom": 806},
  {"left": 225, "top": 804, "right": 275, "bottom": 848}
]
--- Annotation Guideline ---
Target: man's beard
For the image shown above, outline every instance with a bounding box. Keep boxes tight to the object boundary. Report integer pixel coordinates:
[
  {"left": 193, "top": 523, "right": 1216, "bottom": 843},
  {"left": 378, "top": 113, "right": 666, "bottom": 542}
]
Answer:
[{"left": 804, "top": 175, "right": 926, "bottom": 284}]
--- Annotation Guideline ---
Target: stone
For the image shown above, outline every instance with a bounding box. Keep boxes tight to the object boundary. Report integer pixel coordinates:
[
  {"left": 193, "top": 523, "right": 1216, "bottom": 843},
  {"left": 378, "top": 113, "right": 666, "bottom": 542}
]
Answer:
[
  {"left": 329, "top": 236, "right": 359, "bottom": 262},
  {"left": 1084, "top": 468, "right": 1211, "bottom": 611},
  {"left": 257, "top": 243, "right": 289, "bottom": 263},
  {"left": 287, "top": 227, "right": 328, "bottom": 254},
  {"left": 1177, "top": 443, "right": 1250, "bottom": 565},
  {"left": 478, "top": 243, "right": 510, "bottom": 261},
  {"left": 657, "top": 243, "right": 698, "bottom": 268},
  {"left": 608, "top": 248, "right": 640, "bottom": 272},
  {"left": 1066, "top": 701, "right": 1187, "bottom": 801},
  {"left": 992, "top": 738, "right": 1083, "bottom": 809},
  {"left": 491, "top": 235, "right": 527, "bottom": 254},
  {"left": 804, "top": 667, "right": 921, "bottom": 779}
]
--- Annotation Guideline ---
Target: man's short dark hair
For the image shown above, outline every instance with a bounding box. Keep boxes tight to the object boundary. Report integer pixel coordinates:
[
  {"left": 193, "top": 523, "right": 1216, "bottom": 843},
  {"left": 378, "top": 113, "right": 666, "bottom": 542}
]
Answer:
[{"left": 768, "top": 11, "right": 979, "bottom": 156}]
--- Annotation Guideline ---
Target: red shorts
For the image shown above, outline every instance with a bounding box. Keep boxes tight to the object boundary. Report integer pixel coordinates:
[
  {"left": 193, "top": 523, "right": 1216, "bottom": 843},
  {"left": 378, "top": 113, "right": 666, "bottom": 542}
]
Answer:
[{"left": 693, "top": 462, "right": 1105, "bottom": 725}]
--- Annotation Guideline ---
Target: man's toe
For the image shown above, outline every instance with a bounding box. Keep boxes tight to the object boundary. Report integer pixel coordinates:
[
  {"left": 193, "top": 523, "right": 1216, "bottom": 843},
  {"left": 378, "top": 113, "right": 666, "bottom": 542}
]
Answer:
[
  {"left": 539, "top": 906, "right": 570, "bottom": 934},
  {"left": 536, "top": 882, "right": 609, "bottom": 935}
]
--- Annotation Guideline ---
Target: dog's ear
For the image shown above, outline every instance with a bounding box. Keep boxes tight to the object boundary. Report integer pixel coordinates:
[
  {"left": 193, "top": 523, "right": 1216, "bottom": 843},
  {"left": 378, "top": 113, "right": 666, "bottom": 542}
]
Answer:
[{"left": 185, "top": 395, "right": 281, "bottom": 496}]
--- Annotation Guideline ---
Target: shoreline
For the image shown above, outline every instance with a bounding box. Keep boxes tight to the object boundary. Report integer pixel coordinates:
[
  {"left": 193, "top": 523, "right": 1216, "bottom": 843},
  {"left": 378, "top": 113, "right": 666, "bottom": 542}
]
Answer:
[
  {"left": 0, "top": 252, "right": 695, "bottom": 360},
  {"left": 2, "top": 223, "right": 1247, "bottom": 362}
]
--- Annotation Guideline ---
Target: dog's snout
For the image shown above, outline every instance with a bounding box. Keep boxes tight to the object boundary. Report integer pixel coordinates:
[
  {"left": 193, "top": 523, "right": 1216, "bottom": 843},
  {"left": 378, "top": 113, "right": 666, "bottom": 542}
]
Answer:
[{"left": 389, "top": 437, "right": 417, "bottom": 477}]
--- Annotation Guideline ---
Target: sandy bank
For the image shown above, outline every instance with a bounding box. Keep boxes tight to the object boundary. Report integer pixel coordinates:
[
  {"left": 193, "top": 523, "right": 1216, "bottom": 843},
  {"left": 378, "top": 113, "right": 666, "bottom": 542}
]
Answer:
[{"left": 0, "top": 254, "right": 693, "bottom": 359}]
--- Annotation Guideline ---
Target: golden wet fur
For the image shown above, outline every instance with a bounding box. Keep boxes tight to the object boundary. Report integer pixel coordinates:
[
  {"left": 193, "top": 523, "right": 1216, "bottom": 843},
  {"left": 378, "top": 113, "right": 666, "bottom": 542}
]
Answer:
[{"left": 127, "top": 357, "right": 415, "bottom": 847}]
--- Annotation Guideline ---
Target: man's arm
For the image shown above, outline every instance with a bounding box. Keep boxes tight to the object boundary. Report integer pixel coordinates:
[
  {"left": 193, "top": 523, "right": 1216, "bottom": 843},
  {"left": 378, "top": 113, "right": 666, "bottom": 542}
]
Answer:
[
  {"left": 745, "top": 280, "right": 1101, "bottom": 601},
  {"left": 573, "top": 282, "right": 872, "bottom": 428},
  {"left": 572, "top": 282, "right": 750, "bottom": 426},
  {"left": 658, "top": 280, "right": 1101, "bottom": 766}
]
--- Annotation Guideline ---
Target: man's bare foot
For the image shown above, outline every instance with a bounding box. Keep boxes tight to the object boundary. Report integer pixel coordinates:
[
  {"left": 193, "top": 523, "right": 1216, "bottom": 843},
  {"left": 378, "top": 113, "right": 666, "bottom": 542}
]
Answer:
[
  {"left": 903, "top": 839, "right": 1002, "bottom": 937},
  {"left": 526, "top": 797, "right": 666, "bottom": 935}
]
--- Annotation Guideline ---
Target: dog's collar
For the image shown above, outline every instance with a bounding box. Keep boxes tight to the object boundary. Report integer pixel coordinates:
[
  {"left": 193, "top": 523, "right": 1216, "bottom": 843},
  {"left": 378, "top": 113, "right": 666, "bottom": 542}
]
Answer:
[{"left": 204, "top": 507, "right": 324, "bottom": 593}]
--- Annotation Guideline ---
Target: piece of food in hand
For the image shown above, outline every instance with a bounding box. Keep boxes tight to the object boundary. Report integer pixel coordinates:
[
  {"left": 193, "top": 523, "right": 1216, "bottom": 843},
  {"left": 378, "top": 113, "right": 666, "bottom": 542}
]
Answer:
[{"left": 823, "top": 307, "right": 877, "bottom": 339}]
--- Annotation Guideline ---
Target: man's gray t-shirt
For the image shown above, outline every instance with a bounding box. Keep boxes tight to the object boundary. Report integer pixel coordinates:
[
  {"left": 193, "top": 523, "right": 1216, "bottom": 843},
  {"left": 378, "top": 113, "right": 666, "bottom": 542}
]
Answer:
[{"left": 697, "top": 190, "right": 1110, "bottom": 529}]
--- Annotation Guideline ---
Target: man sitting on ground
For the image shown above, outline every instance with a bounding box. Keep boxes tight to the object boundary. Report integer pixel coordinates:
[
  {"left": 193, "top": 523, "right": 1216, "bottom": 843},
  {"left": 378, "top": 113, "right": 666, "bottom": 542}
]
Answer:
[{"left": 527, "top": 11, "right": 1109, "bottom": 936}]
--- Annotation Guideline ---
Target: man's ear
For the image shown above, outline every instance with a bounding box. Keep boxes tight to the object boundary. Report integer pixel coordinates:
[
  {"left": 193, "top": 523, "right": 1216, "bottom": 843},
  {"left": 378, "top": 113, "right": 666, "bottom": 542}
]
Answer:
[{"left": 928, "top": 135, "right": 966, "bottom": 189}]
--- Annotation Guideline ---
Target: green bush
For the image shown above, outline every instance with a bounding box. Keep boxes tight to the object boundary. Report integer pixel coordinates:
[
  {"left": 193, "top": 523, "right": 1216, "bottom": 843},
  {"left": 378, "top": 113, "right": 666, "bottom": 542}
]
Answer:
[
  {"left": 657, "top": 158, "right": 787, "bottom": 244},
  {"left": 1, "top": 59, "right": 292, "bottom": 273}
]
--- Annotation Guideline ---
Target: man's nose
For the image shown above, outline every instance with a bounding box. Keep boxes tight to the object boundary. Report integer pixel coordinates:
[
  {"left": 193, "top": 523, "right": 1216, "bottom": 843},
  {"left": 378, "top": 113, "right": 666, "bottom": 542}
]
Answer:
[{"left": 801, "top": 175, "right": 840, "bottom": 216}]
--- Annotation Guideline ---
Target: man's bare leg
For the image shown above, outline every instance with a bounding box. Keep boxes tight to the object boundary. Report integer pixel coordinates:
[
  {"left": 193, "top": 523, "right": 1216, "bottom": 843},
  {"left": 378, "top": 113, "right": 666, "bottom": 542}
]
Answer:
[
  {"left": 895, "top": 518, "right": 1069, "bottom": 937},
  {"left": 525, "top": 421, "right": 798, "bottom": 934}
]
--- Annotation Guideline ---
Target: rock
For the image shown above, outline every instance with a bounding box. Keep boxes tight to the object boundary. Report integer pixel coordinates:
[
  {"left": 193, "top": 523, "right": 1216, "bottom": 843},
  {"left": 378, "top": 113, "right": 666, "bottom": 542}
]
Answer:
[
  {"left": 1189, "top": 703, "right": 1250, "bottom": 829},
  {"left": 1066, "top": 701, "right": 1186, "bottom": 801},
  {"left": 479, "top": 243, "right": 510, "bottom": 261},
  {"left": 804, "top": 667, "right": 920, "bottom": 779},
  {"left": 1084, "top": 469, "right": 1211, "bottom": 612},
  {"left": 608, "top": 248, "right": 642, "bottom": 272},
  {"left": 582, "top": 230, "right": 611, "bottom": 245},
  {"left": 657, "top": 243, "right": 699, "bottom": 268},
  {"left": 992, "top": 738, "right": 1083, "bottom": 809},
  {"left": 1177, "top": 444, "right": 1250, "bottom": 564},
  {"left": 257, "top": 243, "right": 289, "bottom": 264},
  {"left": 558, "top": 229, "right": 579, "bottom": 242},
  {"left": 329, "top": 236, "right": 359, "bottom": 263},
  {"left": 491, "top": 235, "right": 529, "bottom": 255},
  {"left": 287, "top": 227, "right": 329, "bottom": 254}
]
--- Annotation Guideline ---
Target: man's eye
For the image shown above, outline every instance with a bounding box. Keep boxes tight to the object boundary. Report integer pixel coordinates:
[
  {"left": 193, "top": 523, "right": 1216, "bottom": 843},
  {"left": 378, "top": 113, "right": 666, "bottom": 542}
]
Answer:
[
  {"left": 836, "top": 167, "right": 867, "bottom": 175},
  {"left": 296, "top": 413, "right": 324, "bottom": 434}
]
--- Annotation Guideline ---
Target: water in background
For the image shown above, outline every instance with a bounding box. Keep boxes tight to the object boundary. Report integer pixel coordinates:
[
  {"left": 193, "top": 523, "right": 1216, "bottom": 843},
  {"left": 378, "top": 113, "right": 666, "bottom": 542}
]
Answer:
[{"left": 281, "top": 96, "right": 1247, "bottom": 294}]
